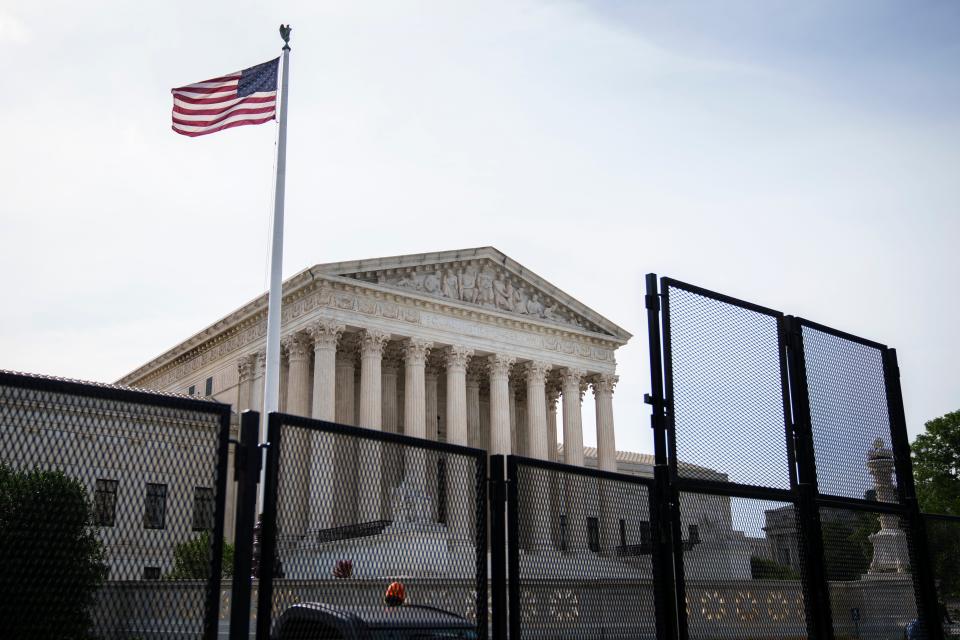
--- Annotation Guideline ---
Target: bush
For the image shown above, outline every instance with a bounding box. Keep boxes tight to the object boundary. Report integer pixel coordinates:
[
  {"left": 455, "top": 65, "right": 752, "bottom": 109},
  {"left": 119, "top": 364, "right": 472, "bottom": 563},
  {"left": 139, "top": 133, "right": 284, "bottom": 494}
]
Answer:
[
  {"left": 166, "top": 531, "right": 234, "bottom": 580},
  {"left": 0, "top": 464, "right": 107, "bottom": 640},
  {"left": 751, "top": 555, "right": 799, "bottom": 580}
]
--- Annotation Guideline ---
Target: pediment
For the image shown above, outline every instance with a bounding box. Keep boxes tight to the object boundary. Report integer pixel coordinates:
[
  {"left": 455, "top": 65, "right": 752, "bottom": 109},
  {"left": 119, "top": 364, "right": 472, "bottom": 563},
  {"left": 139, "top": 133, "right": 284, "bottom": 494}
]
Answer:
[{"left": 315, "top": 247, "right": 629, "bottom": 340}]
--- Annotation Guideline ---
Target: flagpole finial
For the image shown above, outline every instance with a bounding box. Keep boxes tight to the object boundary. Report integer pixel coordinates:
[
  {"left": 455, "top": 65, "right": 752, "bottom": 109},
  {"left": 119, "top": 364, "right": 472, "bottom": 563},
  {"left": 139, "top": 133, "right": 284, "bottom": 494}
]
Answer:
[{"left": 279, "top": 24, "right": 292, "bottom": 50}]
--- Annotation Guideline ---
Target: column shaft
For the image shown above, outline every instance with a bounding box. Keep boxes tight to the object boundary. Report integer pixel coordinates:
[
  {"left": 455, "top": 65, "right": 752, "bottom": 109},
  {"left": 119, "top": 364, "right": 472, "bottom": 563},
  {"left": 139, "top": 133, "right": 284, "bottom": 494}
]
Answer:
[
  {"left": 488, "top": 355, "right": 516, "bottom": 456},
  {"left": 307, "top": 321, "right": 343, "bottom": 531}
]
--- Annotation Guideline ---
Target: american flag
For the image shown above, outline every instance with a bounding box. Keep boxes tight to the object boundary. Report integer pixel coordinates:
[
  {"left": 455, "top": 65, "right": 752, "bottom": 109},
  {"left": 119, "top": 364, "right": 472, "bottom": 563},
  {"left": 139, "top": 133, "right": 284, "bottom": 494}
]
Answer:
[{"left": 171, "top": 58, "right": 279, "bottom": 137}]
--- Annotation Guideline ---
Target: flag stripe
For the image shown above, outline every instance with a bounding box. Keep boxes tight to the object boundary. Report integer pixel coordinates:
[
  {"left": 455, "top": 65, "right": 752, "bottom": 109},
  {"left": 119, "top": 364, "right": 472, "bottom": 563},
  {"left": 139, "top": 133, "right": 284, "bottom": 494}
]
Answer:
[
  {"left": 172, "top": 115, "right": 276, "bottom": 137},
  {"left": 170, "top": 58, "right": 278, "bottom": 137}
]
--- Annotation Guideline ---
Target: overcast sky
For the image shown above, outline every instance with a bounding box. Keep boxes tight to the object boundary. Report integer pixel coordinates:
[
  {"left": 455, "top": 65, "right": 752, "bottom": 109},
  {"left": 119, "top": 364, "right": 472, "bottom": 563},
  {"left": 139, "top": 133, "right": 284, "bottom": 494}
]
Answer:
[{"left": 1, "top": 1, "right": 957, "bottom": 458}]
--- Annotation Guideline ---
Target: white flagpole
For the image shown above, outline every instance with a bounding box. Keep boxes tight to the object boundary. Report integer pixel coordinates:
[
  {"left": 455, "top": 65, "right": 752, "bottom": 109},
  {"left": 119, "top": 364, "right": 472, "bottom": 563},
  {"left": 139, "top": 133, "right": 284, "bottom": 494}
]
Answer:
[{"left": 259, "top": 26, "right": 291, "bottom": 511}]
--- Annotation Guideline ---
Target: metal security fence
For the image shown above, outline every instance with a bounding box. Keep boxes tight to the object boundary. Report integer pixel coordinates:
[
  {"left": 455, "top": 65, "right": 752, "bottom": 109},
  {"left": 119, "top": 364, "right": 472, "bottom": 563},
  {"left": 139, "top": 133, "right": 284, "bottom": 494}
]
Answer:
[
  {"left": 924, "top": 514, "right": 960, "bottom": 638},
  {"left": 648, "top": 274, "right": 945, "bottom": 640},
  {"left": 0, "top": 370, "right": 230, "bottom": 640},
  {"left": 253, "top": 412, "right": 488, "bottom": 639},
  {"left": 503, "top": 455, "right": 660, "bottom": 639}
]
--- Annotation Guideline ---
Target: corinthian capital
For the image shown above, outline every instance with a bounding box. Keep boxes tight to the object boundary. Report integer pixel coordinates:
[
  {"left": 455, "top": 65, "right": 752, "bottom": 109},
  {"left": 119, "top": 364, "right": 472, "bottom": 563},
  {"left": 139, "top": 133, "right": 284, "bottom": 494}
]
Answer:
[
  {"left": 360, "top": 329, "right": 390, "bottom": 357},
  {"left": 488, "top": 354, "right": 516, "bottom": 378},
  {"left": 524, "top": 361, "right": 551, "bottom": 385},
  {"left": 403, "top": 337, "right": 433, "bottom": 366},
  {"left": 445, "top": 345, "right": 474, "bottom": 371},
  {"left": 237, "top": 354, "right": 257, "bottom": 383},
  {"left": 308, "top": 319, "right": 345, "bottom": 350},
  {"left": 591, "top": 373, "right": 619, "bottom": 396},
  {"left": 281, "top": 332, "right": 311, "bottom": 361},
  {"left": 560, "top": 367, "right": 585, "bottom": 389}
]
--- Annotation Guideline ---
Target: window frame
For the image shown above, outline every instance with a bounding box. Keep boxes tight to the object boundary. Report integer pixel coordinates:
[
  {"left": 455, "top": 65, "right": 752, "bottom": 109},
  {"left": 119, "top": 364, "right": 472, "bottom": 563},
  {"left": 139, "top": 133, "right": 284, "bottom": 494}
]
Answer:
[
  {"left": 144, "top": 482, "right": 168, "bottom": 530},
  {"left": 93, "top": 478, "right": 119, "bottom": 527}
]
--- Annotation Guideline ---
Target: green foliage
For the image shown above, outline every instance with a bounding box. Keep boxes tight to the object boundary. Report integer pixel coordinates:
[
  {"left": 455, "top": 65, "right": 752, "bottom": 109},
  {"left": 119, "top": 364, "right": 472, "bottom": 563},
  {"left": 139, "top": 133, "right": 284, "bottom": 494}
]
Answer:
[
  {"left": 750, "top": 556, "right": 799, "bottom": 580},
  {"left": 821, "top": 511, "right": 879, "bottom": 581},
  {"left": 0, "top": 464, "right": 107, "bottom": 640},
  {"left": 913, "top": 409, "right": 960, "bottom": 516},
  {"left": 166, "top": 530, "right": 234, "bottom": 580}
]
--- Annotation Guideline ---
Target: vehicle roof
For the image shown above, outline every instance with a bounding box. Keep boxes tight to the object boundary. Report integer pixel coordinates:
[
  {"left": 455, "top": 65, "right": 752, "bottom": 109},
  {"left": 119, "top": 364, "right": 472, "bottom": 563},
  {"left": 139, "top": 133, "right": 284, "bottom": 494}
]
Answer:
[{"left": 282, "top": 602, "right": 473, "bottom": 629}]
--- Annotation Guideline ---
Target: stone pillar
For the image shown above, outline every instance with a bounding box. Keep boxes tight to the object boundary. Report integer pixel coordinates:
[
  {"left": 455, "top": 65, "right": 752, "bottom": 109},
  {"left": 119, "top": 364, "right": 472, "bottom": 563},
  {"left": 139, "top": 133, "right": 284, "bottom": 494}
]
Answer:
[
  {"left": 525, "top": 361, "right": 552, "bottom": 550},
  {"left": 561, "top": 368, "right": 587, "bottom": 551},
  {"left": 334, "top": 345, "right": 357, "bottom": 525},
  {"left": 445, "top": 346, "right": 473, "bottom": 542},
  {"left": 425, "top": 365, "right": 440, "bottom": 520},
  {"left": 546, "top": 386, "right": 560, "bottom": 463},
  {"left": 281, "top": 333, "right": 312, "bottom": 535},
  {"left": 508, "top": 380, "right": 518, "bottom": 454},
  {"left": 357, "top": 329, "right": 389, "bottom": 522},
  {"left": 488, "top": 355, "right": 516, "bottom": 456},
  {"left": 381, "top": 355, "right": 401, "bottom": 507},
  {"left": 250, "top": 350, "right": 266, "bottom": 415},
  {"left": 307, "top": 320, "right": 342, "bottom": 531},
  {"left": 466, "top": 372, "right": 481, "bottom": 450},
  {"left": 400, "top": 338, "right": 432, "bottom": 522},
  {"left": 592, "top": 373, "right": 619, "bottom": 555},
  {"left": 237, "top": 355, "right": 256, "bottom": 412}
]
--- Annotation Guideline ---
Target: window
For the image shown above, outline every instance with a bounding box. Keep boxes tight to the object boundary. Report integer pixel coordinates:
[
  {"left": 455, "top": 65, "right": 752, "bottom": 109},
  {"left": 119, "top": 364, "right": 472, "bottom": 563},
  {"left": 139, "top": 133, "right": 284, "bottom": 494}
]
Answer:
[
  {"left": 192, "top": 487, "right": 215, "bottom": 531},
  {"left": 204, "top": 376, "right": 213, "bottom": 396},
  {"left": 587, "top": 517, "right": 600, "bottom": 553},
  {"left": 688, "top": 524, "right": 700, "bottom": 545},
  {"left": 639, "top": 520, "right": 652, "bottom": 547},
  {"left": 143, "top": 566, "right": 161, "bottom": 580},
  {"left": 619, "top": 519, "right": 627, "bottom": 547},
  {"left": 93, "top": 479, "right": 118, "bottom": 527},
  {"left": 187, "top": 385, "right": 196, "bottom": 396},
  {"left": 558, "top": 515, "right": 567, "bottom": 552},
  {"left": 144, "top": 483, "right": 167, "bottom": 530}
]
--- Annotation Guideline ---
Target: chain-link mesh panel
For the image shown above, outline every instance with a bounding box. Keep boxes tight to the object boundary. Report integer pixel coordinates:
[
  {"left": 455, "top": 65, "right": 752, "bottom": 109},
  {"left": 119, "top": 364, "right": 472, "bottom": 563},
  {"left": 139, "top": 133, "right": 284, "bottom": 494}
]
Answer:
[
  {"left": 0, "top": 375, "right": 228, "bottom": 640},
  {"left": 800, "top": 325, "right": 901, "bottom": 503},
  {"left": 924, "top": 515, "right": 960, "bottom": 638},
  {"left": 509, "top": 460, "right": 656, "bottom": 639},
  {"left": 676, "top": 492, "right": 807, "bottom": 639},
  {"left": 265, "top": 418, "right": 486, "bottom": 638},
  {"left": 664, "top": 283, "right": 792, "bottom": 489},
  {"left": 818, "top": 506, "right": 921, "bottom": 639}
]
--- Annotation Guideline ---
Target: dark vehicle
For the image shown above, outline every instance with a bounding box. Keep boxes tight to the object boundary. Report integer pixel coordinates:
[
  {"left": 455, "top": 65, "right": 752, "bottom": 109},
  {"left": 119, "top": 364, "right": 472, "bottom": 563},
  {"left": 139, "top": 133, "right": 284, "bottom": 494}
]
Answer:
[{"left": 272, "top": 602, "right": 478, "bottom": 640}]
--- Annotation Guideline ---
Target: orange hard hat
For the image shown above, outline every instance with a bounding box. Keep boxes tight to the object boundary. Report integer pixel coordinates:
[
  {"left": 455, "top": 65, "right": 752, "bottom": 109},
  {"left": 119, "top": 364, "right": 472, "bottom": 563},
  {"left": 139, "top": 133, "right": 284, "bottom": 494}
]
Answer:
[{"left": 384, "top": 581, "right": 406, "bottom": 606}]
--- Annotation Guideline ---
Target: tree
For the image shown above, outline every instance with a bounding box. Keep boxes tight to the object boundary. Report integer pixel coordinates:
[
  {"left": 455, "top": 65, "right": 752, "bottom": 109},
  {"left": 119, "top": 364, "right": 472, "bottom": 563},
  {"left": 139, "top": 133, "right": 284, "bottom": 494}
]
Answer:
[
  {"left": 0, "top": 465, "right": 107, "bottom": 640},
  {"left": 912, "top": 410, "right": 960, "bottom": 600},
  {"left": 912, "top": 409, "right": 960, "bottom": 516},
  {"left": 166, "top": 530, "right": 234, "bottom": 580},
  {"left": 750, "top": 556, "right": 799, "bottom": 580}
]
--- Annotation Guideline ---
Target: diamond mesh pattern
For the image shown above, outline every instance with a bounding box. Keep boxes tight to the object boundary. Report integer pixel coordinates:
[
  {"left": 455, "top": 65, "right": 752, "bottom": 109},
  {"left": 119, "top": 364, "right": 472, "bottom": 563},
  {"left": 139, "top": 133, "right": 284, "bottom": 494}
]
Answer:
[
  {"left": 265, "top": 418, "right": 487, "bottom": 638},
  {"left": 820, "top": 506, "right": 922, "bottom": 638},
  {"left": 510, "top": 460, "right": 656, "bottom": 639},
  {"left": 924, "top": 516, "right": 960, "bottom": 638},
  {"left": 801, "top": 325, "right": 899, "bottom": 502},
  {"left": 665, "top": 284, "right": 791, "bottom": 489},
  {"left": 678, "top": 492, "right": 808, "bottom": 639},
  {"left": 0, "top": 375, "right": 228, "bottom": 640}
]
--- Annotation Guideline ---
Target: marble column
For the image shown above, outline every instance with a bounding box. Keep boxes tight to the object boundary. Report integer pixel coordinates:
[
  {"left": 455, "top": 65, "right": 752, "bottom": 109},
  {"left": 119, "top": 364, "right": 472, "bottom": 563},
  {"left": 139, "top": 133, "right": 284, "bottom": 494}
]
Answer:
[
  {"left": 488, "top": 355, "right": 516, "bottom": 456},
  {"left": 249, "top": 350, "right": 266, "bottom": 416},
  {"left": 381, "top": 356, "right": 401, "bottom": 508},
  {"left": 281, "top": 333, "right": 312, "bottom": 535},
  {"left": 401, "top": 338, "right": 432, "bottom": 522},
  {"left": 466, "top": 372, "right": 481, "bottom": 450},
  {"left": 525, "top": 361, "right": 552, "bottom": 550},
  {"left": 508, "top": 380, "right": 518, "bottom": 455},
  {"left": 334, "top": 346, "right": 357, "bottom": 525},
  {"left": 425, "top": 365, "right": 440, "bottom": 520},
  {"left": 307, "top": 320, "right": 343, "bottom": 531},
  {"left": 546, "top": 386, "right": 560, "bottom": 463},
  {"left": 445, "top": 346, "right": 473, "bottom": 542},
  {"left": 358, "top": 329, "right": 389, "bottom": 522},
  {"left": 561, "top": 367, "right": 586, "bottom": 551},
  {"left": 237, "top": 355, "right": 255, "bottom": 412},
  {"left": 592, "top": 373, "right": 619, "bottom": 555}
]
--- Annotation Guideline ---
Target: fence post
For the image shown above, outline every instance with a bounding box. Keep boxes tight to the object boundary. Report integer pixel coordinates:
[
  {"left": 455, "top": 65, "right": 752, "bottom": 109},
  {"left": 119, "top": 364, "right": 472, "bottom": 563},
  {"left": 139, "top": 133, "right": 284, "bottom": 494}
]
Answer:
[
  {"left": 883, "top": 348, "right": 944, "bottom": 640},
  {"left": 489, "top": 455, "right": 508, "bottom": 640},
  {"left": 255, "top": 413, "right": 283, "bottom": 640},
  {"left": 645, "top": 273, "right": 679, "bottom": 640},
  {"left": 784, "top": 316, "right": 833, "bottom": 640},
  {"left": 229, "top": 411, "right": 261, "bottom": 640}
]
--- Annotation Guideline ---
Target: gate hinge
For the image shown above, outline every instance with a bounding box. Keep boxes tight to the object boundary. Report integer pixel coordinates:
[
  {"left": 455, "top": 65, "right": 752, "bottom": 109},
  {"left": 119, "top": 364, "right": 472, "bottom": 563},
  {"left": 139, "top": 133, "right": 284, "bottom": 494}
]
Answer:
[{"left": 645, "top": 293, "right": 661, "bottom": 311}]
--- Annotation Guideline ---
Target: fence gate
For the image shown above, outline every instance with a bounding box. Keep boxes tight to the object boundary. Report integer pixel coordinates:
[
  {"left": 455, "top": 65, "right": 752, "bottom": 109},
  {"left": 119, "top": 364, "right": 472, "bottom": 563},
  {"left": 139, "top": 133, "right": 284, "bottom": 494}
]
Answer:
[
  {"left": 650, "top": 275, "right": 943, "bottom": 640},
  {"left": 252, "top": 412, "right": 488, "bottom": 639}
]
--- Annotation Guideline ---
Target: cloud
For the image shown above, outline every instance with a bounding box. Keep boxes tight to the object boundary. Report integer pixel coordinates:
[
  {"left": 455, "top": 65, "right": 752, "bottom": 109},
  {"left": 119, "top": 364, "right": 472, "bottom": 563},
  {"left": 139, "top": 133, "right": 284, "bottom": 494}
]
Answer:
[{"left": 0, "top": 12, "right": 31, "bottom": 45}]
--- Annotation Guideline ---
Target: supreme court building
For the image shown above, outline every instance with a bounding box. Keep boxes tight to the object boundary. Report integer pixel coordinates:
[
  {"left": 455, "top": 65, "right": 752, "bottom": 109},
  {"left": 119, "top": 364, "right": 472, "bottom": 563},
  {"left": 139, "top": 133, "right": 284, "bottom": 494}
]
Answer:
[{"left": 120, "top": 247, "right": 628, "bottom": 477}]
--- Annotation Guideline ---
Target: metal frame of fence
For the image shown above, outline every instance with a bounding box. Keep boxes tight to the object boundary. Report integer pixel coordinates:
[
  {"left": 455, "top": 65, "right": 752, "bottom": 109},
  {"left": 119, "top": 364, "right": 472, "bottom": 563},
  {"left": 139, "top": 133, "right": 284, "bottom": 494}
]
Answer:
[
  {"left": 252, "top": 411, "right": 490, "bottom": 640},
  {"left": 0, "top": 370, "right": 232, "bottom": 640}
]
